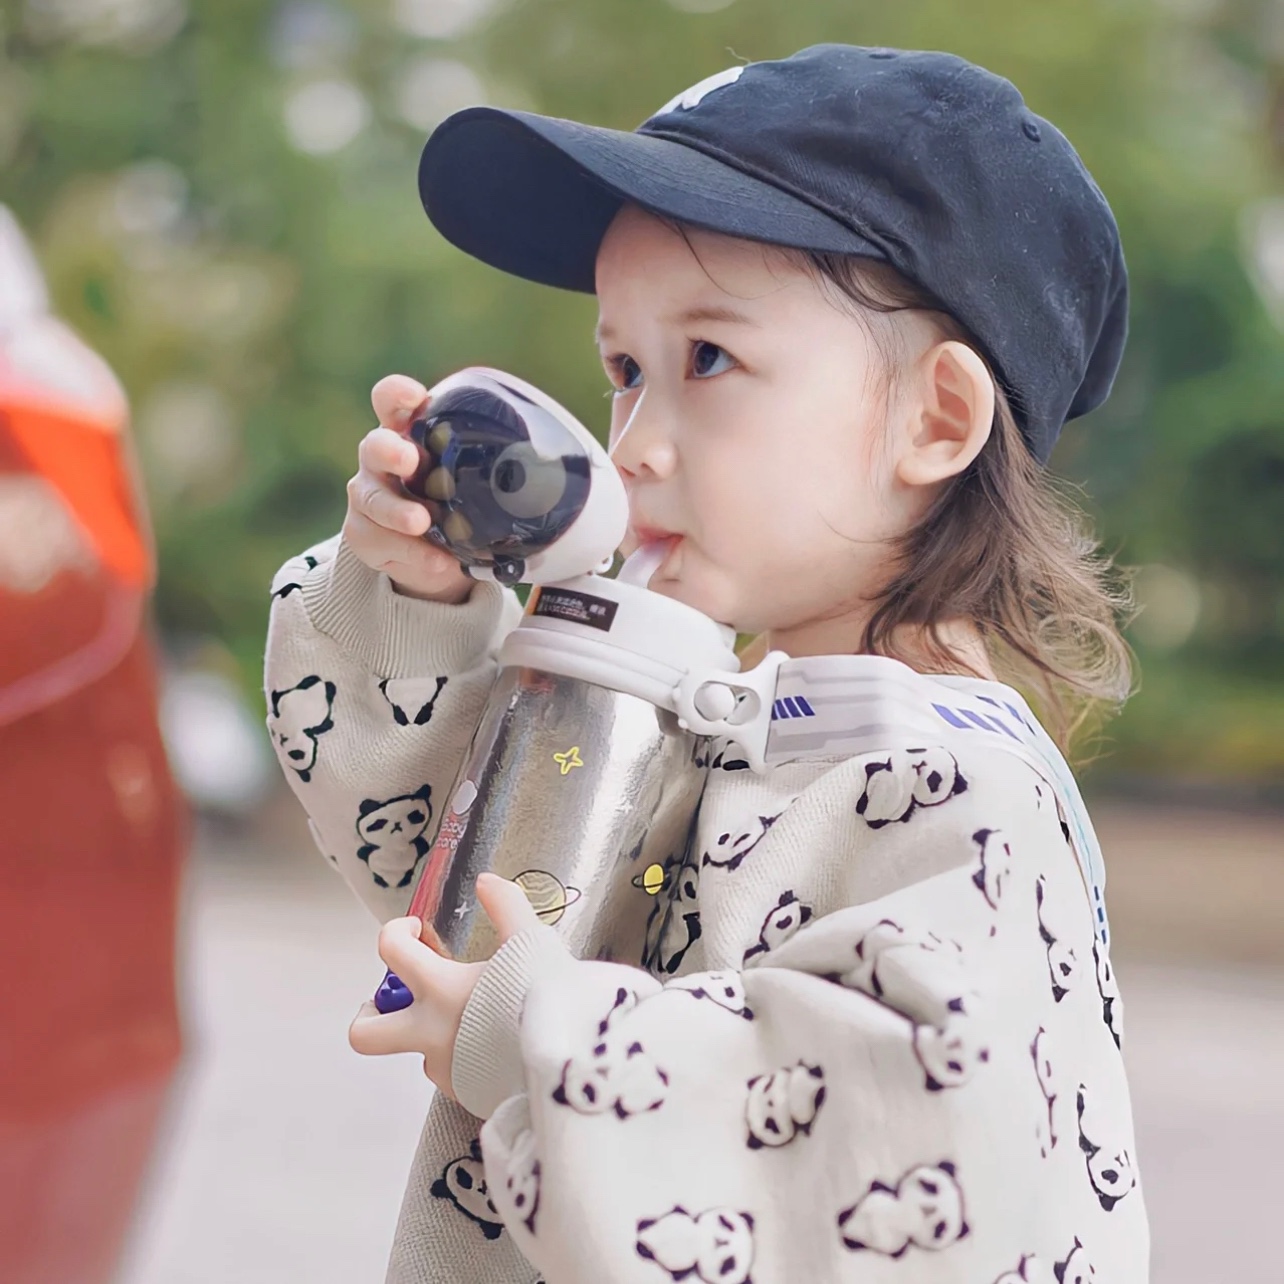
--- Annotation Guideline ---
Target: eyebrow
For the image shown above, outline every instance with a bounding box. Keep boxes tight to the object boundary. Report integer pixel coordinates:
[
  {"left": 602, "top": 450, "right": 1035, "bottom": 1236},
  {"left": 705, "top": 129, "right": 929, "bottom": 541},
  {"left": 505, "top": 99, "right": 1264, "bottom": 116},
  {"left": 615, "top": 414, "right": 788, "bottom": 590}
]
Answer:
[{"left": 595, "top": 304, "right": 761, "bottom": 346}]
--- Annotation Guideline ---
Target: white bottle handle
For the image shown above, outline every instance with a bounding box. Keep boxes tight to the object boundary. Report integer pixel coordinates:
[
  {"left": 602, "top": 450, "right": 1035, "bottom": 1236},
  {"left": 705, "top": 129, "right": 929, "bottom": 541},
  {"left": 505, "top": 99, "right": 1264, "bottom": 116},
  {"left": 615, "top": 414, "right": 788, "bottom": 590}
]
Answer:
[{"left": 672, "top": 651, "right": 788, "bottom": 774}]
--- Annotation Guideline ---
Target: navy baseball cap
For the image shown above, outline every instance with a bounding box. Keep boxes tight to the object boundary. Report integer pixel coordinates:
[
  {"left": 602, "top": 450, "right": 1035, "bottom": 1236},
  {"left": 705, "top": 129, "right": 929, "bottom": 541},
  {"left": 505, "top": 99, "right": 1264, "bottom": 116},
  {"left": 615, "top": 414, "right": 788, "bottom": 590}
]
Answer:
[{"left": 418, "top": 45, "right": 1129, "bottom": 465}]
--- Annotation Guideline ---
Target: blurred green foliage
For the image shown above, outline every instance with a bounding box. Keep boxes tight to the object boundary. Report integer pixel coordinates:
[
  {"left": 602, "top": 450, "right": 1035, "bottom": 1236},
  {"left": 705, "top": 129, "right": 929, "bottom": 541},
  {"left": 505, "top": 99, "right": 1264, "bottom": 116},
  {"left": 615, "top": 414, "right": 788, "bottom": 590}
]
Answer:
[{"left": 2, "top": 0, "right": 1283, "bottom": 787}]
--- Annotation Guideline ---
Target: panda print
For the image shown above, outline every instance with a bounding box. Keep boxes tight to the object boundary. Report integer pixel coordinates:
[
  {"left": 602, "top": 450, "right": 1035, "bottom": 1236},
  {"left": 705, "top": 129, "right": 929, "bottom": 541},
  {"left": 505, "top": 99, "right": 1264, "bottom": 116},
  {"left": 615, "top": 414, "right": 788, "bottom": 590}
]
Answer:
[
  {"left": 835, "top": 920, "right": 988, "bottom": 1091},
  {"left": 837, "top": 1161, "right": 969, "bottom": 1257},
  {"left": 1076, "top": 1083, "right": 1137, "bottom": 1212},
  {"left": 1093, "top": 941, "right": 1124, "bottom": 1050},
  {"left": 269, "top": 552, "right": 319, "bottom": 599},
  {"left": 552, "top": 986, "right": 669, "bottom": 1120},
  {"left": 430, "top": 1138, "right": 504, "bottom": 1241},
  {"left": 643, "top": 850, "right": 702, "bottom": 976},
  {"left": 971, "top": 827, "right": 1013, "bottom": 911},
  {"left": 552, "top": 1035, "right": 669, "bottom": 1120},
  {"left": 744, "top": 1061, "right": 826, "bottom": 1149},
  {"left": 911, "top": 1003, "right": 989, "bottom": 1094},
  {"left": 693, "top": 735, "right": 750, "bottom": 772},
  {"left": 268, "top": 675, "right": 335, "bottom": 783},
  {"left": 595, "top": 985, "right": 642, "bottom": 1037},
  {"left": 1036, "top": 877, "right": 1082, "bottom": 1003},
  {"left": 701, "top": 814, "right": 778, "bottom": 872},
  {"left": 1054, "top": 1238, "right": 1098, "bottom": 1283},
  {"left": 379, "top": 674, "right": 448, "bottom": 727},
  {"left": 504, "top": 1128, "right": 541, "bottom": 1234},
  {"left": 354, "top": 784, "right": 433, "bottom": 889},
  {"left": 995, "top": 1255, "right": 1043, "bottom": 1283},
  {"left": 635, "top": 1206, "right": 755, "bottom": 1284},
  {"left": 742, "top": 891, "right": 813, "bottom": 964},
  {"left": 668, "top": 970, "right": 755, "bottom": 1020},
  {"left": 1032, "top": 1026, "right": 1058, "bottom": 1158},
  {"left": 854, "top": 746, "right": 967, "bottom": 828}
]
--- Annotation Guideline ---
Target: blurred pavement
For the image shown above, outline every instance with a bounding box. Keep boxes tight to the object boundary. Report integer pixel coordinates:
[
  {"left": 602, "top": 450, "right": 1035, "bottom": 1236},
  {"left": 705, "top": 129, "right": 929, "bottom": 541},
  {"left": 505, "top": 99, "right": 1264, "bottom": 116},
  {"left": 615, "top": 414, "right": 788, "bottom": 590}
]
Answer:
[{"left": 114, "top": 798, "right": 1284, "bottom": 1283}]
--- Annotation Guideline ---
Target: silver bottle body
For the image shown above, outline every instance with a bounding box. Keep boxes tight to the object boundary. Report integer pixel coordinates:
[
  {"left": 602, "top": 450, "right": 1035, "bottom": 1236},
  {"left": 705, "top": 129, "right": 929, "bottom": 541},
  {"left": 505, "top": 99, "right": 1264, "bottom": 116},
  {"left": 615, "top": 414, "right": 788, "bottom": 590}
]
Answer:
[{"left": 409, "top": 665, "right": 708, "bottom": 966}]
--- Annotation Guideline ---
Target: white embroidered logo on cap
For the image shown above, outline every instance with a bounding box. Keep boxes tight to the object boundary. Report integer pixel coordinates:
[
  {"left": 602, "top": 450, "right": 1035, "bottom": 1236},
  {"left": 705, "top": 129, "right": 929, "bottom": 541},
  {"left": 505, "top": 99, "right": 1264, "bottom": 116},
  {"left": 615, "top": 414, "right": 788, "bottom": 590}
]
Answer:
[{"left": 654, "top": 64, "right": 745, "bottom": 118}]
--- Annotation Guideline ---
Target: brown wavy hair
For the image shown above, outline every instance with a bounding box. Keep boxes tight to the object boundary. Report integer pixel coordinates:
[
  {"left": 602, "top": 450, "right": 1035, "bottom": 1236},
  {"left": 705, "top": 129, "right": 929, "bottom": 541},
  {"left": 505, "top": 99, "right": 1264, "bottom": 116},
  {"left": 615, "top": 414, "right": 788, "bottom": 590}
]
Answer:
[{"left": 788, "top": 251, "right": 1139, "bottom": 764}]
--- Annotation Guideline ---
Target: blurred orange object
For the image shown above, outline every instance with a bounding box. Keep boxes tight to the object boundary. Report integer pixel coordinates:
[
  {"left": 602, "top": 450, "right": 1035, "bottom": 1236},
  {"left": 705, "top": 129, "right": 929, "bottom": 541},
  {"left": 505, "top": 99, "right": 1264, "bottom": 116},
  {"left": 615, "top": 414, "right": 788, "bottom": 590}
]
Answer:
[{"left": 0, "top": 207, "right": 186, "bottom": 1284}]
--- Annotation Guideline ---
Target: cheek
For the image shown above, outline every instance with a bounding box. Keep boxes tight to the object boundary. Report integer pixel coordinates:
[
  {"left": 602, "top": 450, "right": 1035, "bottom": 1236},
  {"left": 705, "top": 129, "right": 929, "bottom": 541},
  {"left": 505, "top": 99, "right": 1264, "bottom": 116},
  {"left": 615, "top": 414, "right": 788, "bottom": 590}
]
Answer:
[{"left": 607, "top": 397, "right": 634, "bottom": 455}]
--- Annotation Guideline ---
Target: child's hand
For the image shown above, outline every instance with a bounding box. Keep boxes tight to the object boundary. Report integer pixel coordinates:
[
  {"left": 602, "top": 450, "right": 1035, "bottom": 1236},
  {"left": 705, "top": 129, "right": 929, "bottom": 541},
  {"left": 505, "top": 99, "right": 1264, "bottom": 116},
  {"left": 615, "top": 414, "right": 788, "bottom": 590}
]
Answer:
[
  {"left": 348, "top": 873, "right": 542, "bottom": 1099},
  {"left": 342, "top": 374, "right": 475, "bottom": 604}
]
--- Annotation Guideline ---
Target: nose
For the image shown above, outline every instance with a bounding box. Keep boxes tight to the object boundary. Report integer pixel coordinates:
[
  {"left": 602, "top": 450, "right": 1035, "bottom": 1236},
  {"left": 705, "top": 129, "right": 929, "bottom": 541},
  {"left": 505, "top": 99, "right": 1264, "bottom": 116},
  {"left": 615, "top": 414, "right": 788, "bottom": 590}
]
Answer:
[{"left": 609, "top": 389, "right": 677, "bottom": 481}]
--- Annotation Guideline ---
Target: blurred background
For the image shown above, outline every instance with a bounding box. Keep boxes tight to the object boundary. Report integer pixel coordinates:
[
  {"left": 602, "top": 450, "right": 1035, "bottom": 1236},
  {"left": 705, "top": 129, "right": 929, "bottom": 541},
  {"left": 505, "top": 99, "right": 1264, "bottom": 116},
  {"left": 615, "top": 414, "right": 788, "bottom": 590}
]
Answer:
[{"left": 0, "top": 0, "right": 1281, "bottom": 1281}]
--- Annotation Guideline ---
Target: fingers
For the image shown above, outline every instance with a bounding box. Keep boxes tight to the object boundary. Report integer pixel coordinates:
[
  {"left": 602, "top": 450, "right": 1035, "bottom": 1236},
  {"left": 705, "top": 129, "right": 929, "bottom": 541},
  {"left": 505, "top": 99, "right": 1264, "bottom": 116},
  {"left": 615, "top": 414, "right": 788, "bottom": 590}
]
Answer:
[
  {"left": 347, "top": 460, "right": 431, "bottom": 536},
  {"left": 375, "top": 916, "right": 446, "bottom": 991},
  {"left": 348, "top": 1000, "right": 424, "bottom": 1057},
  {"left": 476, "top": 872, "right": 543, "bottom": 942},
  {"left": 343, "top": 507, "right": 449, "bottom": 574},
  {"left": 372, "top": 374, "right": 429, "bottom": 432},
  {"left": 359, "top": 425, "right": 420, "bottom": 480}
]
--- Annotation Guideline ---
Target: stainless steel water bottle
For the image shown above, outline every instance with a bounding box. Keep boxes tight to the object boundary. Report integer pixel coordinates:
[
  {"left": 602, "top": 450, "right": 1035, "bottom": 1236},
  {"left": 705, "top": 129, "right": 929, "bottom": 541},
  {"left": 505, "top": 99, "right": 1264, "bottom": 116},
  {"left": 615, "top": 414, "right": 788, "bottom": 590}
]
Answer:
[
  {"left": 405, "top": 557, "right": 740, "bottom": 966},
  {"left": 373, "top": 370, "right": 780, "bottom": 1007}
]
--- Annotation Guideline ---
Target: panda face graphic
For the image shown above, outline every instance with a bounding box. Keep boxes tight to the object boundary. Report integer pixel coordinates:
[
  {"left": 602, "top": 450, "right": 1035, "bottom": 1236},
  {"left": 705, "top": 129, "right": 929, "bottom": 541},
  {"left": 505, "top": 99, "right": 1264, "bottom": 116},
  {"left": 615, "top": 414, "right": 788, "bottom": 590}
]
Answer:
[
  {"left": 269, "top": 675, "right": 336, "bottom": 783},
  {"left": 269, "top": 552, "right": 319, "bottom": 600},
  {"left": 1032, "top": 1026, "right": 1058, "bottom": 1157},
  {"left": 855, "top": 746, "right": 967, "bottom": 828},
  {"left": 745, "top": 1061, "right": 826, "bottom": 1149},
  {"left": 668, "top": 970, "right": 754, "bottom": 1020},
  {"left": 430, "top": 1141, "right": 504, "bottom": 1240},
  {"left": 1076, "top": 1084, "right": 1137, "bottom": 1212},
  {"left": 913, "top": 1007, "right": 989, "bottom": 1091},
  {"left": 643, "top": 851, "right": 702, "bottom": 976},
  {"left": 702, "top": 814, "right": 778, "bottom": 872},
  {"left": 837, "top": 1162, "right": 969, "bottom": 1257},
  {"left": 552, "top": 1036, "right": 669, "bottom": 1120},
  {"left": 1054, "top": 1239, "right": 1098, "bottom": 1283},
  {"left": 693, "top": 735, "right": 750, "bottom": 772},
  {"left": 504, "top": 1129, "right": 540, "bottom": 1234},
  {"left": 1036, "top": 877, "right": 1082, "bottom": 1003},
  {"left": 838, "top": 920, "right": 986, "bottom": 1091},
  {"left": 994, "top": 1255, "right": 1042, "bottom": 1283},
  {"left": 379, "top": 674, "right": 448, "bottom": 726},
  {"left": 355, "top": 785, "right": 434, "bottom": 889},
  {"left": 743, "top": 890, "right": 813, "bottom": 964},
  {"left": 552, "top": 988, "right": 669, "bottom": 1119},
  {"left": 1093, "top": 941, "right": 1124, "bottom": 1050},
  {"left": 635, "top": 1205, "right": 756, "bottom": 1284},
  {"left": 971, "top": 827, "right": 1013, "bottom": 911}
]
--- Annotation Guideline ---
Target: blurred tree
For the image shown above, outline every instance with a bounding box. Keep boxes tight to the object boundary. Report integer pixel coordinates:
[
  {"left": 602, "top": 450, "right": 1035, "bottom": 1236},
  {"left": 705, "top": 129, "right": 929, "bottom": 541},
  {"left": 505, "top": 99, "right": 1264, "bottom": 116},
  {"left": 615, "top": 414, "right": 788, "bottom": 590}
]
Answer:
[{"left": 1, "top": 0, "right": 1281, "bottom": 787}]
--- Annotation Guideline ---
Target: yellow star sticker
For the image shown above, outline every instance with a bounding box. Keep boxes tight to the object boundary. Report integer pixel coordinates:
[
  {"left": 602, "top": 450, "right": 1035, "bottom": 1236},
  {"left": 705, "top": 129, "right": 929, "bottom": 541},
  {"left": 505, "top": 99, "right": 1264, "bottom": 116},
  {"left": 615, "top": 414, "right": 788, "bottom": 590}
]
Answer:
[{"left": 553, "top": 746, "right": 584, "bottom": 775}]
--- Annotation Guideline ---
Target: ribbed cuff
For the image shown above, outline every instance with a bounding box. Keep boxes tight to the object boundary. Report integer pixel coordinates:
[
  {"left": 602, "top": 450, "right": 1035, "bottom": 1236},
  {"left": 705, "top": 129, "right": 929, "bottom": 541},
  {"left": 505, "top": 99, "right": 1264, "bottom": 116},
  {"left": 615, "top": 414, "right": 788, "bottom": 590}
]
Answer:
[
  {"left": 300, "top": 535, "right": 519, "bottom": 677},
  {"left": 452, "top": 926, "right": 570, "bottom": 1120}
]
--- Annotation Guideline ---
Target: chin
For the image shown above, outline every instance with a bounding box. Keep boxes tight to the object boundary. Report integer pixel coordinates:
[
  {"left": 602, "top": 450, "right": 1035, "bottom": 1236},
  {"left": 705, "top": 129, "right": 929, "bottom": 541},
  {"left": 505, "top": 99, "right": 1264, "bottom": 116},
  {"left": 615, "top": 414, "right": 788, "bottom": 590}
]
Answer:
[{"left": 648, "top": 574, "right": 740, "bottom": 628}]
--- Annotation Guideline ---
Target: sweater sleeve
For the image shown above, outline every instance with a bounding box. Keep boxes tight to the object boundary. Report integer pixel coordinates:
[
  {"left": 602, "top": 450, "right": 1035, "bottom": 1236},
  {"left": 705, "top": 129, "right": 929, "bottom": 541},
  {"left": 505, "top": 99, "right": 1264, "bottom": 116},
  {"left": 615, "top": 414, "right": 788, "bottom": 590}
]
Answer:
[
  {"left": 444, "top": 748, "right": 1146, "bottom": 1283},
  {"left": 263, "top": 533, "right": 524, "bottom": 922}
]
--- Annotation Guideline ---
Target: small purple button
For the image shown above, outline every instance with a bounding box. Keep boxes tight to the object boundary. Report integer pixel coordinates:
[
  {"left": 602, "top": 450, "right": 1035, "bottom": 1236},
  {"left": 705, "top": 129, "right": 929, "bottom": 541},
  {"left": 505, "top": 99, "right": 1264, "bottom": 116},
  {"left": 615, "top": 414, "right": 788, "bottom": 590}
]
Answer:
[{"left": 374, "top": 969, "right": 414, "bottom": 1013}]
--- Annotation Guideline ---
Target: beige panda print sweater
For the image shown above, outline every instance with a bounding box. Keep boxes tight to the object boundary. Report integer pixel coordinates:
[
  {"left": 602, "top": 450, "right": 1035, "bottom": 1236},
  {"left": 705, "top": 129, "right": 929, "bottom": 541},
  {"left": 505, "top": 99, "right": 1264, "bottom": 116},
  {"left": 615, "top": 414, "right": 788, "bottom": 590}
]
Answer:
[{"left": 265, "top": 534, "right": 1149, "bottom": 1284}]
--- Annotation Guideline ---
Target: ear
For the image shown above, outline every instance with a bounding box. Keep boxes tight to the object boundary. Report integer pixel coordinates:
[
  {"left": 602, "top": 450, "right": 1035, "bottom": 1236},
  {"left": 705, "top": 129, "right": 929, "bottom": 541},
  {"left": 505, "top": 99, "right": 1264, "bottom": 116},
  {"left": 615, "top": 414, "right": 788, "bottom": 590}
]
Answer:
[{"left": 895, "top": 341, "right": 994, "bottom": 488}]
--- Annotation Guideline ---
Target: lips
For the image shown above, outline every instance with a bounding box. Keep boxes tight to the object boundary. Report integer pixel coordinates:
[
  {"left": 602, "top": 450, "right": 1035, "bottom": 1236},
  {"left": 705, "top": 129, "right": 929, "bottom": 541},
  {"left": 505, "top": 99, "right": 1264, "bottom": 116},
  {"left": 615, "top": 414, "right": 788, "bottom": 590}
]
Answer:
[{"left": 632, "top": 522, "right": 676, "bottom": 545}]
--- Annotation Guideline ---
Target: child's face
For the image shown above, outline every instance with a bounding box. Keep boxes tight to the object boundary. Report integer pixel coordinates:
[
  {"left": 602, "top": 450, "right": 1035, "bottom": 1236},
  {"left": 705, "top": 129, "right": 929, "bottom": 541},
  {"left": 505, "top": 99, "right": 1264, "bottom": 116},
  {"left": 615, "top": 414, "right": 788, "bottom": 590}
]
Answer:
[{"left": 597, "top": 206, "right": 926, "bottom": 641}]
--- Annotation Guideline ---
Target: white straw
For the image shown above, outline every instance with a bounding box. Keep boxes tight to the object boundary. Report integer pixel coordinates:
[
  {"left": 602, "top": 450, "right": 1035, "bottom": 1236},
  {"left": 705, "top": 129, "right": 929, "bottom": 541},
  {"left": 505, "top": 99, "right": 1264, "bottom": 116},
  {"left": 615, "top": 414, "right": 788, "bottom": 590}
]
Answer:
[{"left": 616, "top": 539, "right": 673, "bottom": 588}]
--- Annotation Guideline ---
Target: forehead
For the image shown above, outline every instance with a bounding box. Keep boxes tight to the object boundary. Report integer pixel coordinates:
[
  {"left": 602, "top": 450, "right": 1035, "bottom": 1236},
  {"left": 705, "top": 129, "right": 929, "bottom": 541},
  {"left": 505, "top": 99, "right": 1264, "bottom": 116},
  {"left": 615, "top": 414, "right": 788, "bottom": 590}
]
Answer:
[{"left": 594, "top": 205, "right": 806, "bottom": 319}]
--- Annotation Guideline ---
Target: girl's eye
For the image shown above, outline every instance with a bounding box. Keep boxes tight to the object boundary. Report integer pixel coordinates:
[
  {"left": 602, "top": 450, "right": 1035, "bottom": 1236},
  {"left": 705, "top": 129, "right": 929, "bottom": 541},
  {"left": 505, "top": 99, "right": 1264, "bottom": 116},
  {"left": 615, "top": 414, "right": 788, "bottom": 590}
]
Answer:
[
  {"left": 610, "top": 355, "right": 643, "bottom": 392},
  {"left": 691, "top": 341, "right": 735, "bottom": 379}
]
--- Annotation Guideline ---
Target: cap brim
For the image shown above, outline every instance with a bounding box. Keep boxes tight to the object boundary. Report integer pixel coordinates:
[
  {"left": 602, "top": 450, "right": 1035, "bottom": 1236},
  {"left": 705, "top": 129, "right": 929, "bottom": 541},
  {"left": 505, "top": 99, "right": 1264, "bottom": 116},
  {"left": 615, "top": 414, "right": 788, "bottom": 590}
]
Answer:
[{"left": 419, "top": 107, "right": 885, "bottom": 293}]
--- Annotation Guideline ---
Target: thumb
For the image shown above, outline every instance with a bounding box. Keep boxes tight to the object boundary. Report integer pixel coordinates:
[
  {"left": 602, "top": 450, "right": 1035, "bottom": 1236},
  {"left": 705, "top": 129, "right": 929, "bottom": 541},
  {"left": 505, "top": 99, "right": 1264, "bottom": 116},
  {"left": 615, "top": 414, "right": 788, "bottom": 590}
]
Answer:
[{"left": 475, "top": 872, "right": 543, "bottom": 942}]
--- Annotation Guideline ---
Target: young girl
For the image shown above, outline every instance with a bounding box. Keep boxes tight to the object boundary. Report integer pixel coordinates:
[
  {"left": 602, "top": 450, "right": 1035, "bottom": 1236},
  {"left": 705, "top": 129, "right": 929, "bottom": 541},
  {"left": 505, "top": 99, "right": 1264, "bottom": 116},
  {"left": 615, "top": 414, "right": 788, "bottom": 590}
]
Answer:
[{"left": 265, "top": 45, "right": 1146, "bottom": 1283}]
